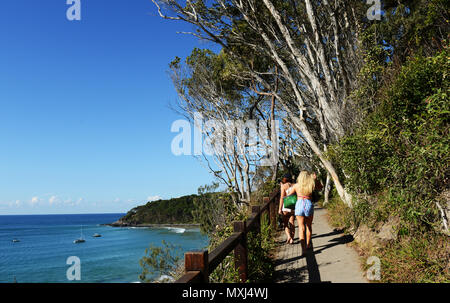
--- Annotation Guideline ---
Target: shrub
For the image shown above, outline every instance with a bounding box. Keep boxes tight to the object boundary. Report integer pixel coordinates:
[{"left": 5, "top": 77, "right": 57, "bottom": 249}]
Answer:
[
  {"left": 326, "top": 47, "right": 449, "bottom": 282},
  {"left": 247, "top": 214, "right": 276, "bottom": 282},
  {"left": 139, "top": 240, "right": 182, "bottom": 283},
  {"left": 332, "top": 48, "right": 449, "bottom": 233}
]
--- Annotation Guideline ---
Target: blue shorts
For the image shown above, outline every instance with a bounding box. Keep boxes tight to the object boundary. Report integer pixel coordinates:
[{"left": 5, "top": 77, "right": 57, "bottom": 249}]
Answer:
[{"left": 295, "top": 198, "right": 314, "bottom": 217}]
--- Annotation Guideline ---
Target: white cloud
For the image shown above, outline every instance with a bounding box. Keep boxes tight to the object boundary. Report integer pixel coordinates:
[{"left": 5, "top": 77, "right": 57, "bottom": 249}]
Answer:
[
  {"left": 64, "top": 199, "right": 75, "bottom": 206},
  {"left": 7, "top": 200, "right": 22, "bottom": 208},
  {"left": 30, "top": 196, "right": 40, "bottom": 206},
  {"left": 15, "top": 200, "right": 21, "bottom": 207},
  {"left": 49, "top": 196, "right": 60, "bottom": 206}
]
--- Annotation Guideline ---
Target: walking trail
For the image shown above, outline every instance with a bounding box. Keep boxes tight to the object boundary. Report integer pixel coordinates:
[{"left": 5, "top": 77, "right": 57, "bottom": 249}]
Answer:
[{"left": 274, "top": 206, "right": 367, "bottom": 283}]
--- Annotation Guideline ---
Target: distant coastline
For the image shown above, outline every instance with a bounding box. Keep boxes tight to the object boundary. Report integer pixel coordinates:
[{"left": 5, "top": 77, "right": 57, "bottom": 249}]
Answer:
[
  {"left": 103, "top": 221, "right": 200, "bottom": 228},
  {"left": 107, "top": 194, "right": 199, "bottom": 227}
]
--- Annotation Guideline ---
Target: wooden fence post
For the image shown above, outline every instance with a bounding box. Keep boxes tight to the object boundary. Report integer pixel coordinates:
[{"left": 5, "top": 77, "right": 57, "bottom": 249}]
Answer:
[
  {"left": 185, "top": 251, "right": 209, "bottom": 282},
  {"left": 233, "top": 221, "right": 248, "bottom": 282},
  {"left": 265, "top": 196, "right": 277, "bottom": 230},
  {"left": 263, "top": 197, "right": 270, "bottom": 226},
  {"left": 251, "top": 205, "right": 261, "bottom": 232}
]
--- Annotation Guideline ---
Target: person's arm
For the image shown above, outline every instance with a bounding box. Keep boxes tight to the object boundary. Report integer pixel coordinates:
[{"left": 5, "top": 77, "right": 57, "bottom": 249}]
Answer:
[{"left": 279, "top": 184, "right": 286, "bottom": 214}]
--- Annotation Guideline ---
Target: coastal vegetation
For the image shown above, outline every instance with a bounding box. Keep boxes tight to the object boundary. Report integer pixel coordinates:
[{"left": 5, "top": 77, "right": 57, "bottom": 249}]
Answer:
[
  {"left": 323, "top": 43, "right": 449, "bottom": 283},
  {"left": 140, "top": 0, "right": 449, "bottom": 282},
  {"left": 139, "top": 240, "right": 183, "bottom": 283},
  {"left": 321, "top": 1, "right": 450, "bottom": 282},
  {"left": 116, "top": 195, "right": 198, "bottom": 225},
  {"left": 193, "top": 183, "right": 276, "bottom": 283},
  {"left": 138, "top": 182, "right": 277, "bottom": 283}
]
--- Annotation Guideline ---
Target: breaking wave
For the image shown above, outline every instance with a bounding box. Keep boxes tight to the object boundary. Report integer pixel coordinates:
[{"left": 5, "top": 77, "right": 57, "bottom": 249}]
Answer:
[{"left": 164, "top": 227, "right": 186, "bottom": 234}]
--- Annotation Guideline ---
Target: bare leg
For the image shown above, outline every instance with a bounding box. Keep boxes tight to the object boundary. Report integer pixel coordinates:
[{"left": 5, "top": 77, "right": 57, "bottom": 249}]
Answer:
[
  {"left": 305, "top": 215, "right": 314, "bottom": 249},
  {"left": 283, "top": 212, "right": 293, "bottom": 243},
  {"left": 288, "top": 215, "right": 295, "bottom": 243},
  {"left": 296, "top": 216, "right": 306, "bottom": 255}
]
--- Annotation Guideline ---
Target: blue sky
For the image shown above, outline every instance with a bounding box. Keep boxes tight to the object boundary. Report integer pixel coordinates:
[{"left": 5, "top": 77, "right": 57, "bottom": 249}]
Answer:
[{"left": 0, "top": 0, "right": 216, "bottom": 214}]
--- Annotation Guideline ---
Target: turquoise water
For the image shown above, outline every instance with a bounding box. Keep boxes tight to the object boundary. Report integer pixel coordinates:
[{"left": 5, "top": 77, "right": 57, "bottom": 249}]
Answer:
[{"left": 0, "top": 214, "right": 208, "bottom": 283}]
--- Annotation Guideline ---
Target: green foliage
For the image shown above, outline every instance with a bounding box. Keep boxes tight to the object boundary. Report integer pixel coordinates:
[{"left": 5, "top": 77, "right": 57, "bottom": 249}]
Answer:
[
  {"left": 207, "top": 221, "right": 241, "bottom": 283},
  {"left": 326, "top": 45, "right": 449, "bottom": 282},
  {"left": 332, "top": 48, "right": 449, "bottom": 233},
  {"left": 192, "top": 182, "right": 242, "bottom": 235},
  {"left": 353, "top": 32, "right": 392, "bottom": 115},
  {"left": 325, "top": 192, "right": 450, "bottom": 282},
  {"left": 191, "top": 183, "right": 244, "bottom": 282},
  {"left": 352, "top": 0, "right": 449, "bottom": 124},
  {"left": 251, "top": 178, "right": 278, "bottom": 205},
  {"left": 192, "top": 183, "right": 276, "bottom": 282},
  {"left": 120, "top": 195, "right": 198, "bottom": 225},
  {"left": 182, "top": 48, "right": 249, "bottom": 104},
  {"left": 321, "top": 191, "right": 354, "bottom": 230},
  {"left": 364, "top": 0, "right": 449, "bottom": 61},
  {"left": 247, "top": 214, "right": 276, "bottom": 282},
  {"left": 209, "top": 254, "right": 240, "bottom": 283},
  {"left": 139, "top": 240, "right": 182, "bottom": 283},
  {"left": 208, "top": 213, "right": 276, "bottom": 283},
  {"left": 380, "top": 234, "right": 450, "bottom": 283}
]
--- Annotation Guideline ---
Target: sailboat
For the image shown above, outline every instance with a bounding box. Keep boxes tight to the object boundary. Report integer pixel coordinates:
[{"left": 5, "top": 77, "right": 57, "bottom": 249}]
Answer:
[{"left": 73, "top": 226, "right": 86, "bottom": 244}]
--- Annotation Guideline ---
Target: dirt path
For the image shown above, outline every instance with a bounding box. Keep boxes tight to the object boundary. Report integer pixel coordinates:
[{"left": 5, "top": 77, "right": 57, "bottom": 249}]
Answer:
[{"left": 274, "top": 206, "right": 367, "bottom": 283}]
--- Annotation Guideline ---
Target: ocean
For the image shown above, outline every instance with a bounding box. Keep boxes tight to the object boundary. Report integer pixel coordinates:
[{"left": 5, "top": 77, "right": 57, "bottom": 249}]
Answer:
[{"left": 0, "top": 213, "right": 208, "bottom": 283}]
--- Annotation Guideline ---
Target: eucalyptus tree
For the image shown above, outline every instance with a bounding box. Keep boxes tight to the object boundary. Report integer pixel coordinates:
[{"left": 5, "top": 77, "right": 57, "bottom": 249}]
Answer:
[
  {"left": 170, "top": 45, "right": 320, "bottom": 205},
  {"left": 154, "top": 0, "right": 369, "bottom": 206},
  {"left": 170, "top": 48, "right": 284, "bottom": 205}
]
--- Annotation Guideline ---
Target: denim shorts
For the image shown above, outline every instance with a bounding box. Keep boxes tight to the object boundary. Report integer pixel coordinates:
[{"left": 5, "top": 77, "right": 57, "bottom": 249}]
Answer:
[{"left": 295, "top": 198, "right": 314, "bottom": 217}]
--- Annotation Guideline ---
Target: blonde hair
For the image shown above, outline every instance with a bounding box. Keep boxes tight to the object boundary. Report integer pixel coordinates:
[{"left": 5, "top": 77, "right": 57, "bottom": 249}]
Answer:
[{"left": 297, "top": 171, "right": 315, "bottom": 196}]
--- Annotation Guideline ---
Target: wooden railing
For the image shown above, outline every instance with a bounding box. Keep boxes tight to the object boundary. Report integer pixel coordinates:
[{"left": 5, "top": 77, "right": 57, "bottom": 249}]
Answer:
[{"left": 175, "top": 188, "right": 281, "bottom": 283}]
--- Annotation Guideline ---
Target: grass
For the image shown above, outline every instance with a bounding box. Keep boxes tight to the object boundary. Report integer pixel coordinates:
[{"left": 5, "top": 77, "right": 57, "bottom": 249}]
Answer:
[{"left": 321, "top": 194, "right": 450, "bottom": 282}]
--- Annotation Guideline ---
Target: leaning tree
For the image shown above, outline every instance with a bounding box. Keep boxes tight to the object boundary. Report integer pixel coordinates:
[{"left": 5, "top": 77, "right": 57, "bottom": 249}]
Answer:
[{"left": 154, "top": 0, "right": 370, "bottom": 206}]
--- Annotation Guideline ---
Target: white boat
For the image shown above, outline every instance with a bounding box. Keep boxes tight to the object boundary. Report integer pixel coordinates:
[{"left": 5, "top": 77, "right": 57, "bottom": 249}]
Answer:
[
  {"left": 92, "top": 233, "right": 101, "bottom": 237},
  {"left": 12, "top": 239, "right": 20, "bottom": 243},
  {"left": 73, "top": 226, "right": 86, "bottom": 244}
]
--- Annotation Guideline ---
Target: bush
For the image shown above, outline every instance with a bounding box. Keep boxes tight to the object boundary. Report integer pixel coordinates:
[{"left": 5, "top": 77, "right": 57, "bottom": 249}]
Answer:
[
  {"left": 247, "top": 214, "right": 276, "bottom": 282},
  {"left": 192, "top": 183, "right": 277, "bottom": 282},
  {"left": 331, "top": 47, "right": 449, "bottom": 233},
  {"left": 380, "top": 234, "right": 450, "bottom": 283},
  {"left": 139, "top": 240, "right": 182, "bottom": 283},
  {"left": 206, "top": 208, "right": 276, "bottom": 283},
  {"left": 326, "top": 47, "right": 449, "bottom": 282}
]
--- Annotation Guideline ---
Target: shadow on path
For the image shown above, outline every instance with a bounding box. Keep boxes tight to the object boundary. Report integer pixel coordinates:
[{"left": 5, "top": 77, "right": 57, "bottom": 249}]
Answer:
[
  {"left": 274, "top": 243, "right": 325, "bottom": 283},
  {"left": 274, "top": 266, "right": 308, "bottom": 283},
  {"left": 311, "top": 228, "right": 343, "bottom": 240},
  {"left": 312, "top": 234, "right": 354, "bottom": 255},
  {"left": 274, "top": 206, "right": 358, "bottom": 283},
  {"left": 305, "top": 244, "right": 322, "bottom": 283}
]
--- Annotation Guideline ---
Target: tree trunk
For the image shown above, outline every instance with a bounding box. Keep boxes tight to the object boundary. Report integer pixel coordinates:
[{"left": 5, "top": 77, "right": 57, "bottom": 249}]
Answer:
[
  {"left": 324, "top": 173, "right": 331, "bottom": 205},
  {"left": 271, "top": 162, "right": 278, "bottom": 182},
  {"left": 295, "top": 119, "right": 352, "bottom": 207},
  {"left": 270, "top": 66, "right": 278, "bottom": 182}
]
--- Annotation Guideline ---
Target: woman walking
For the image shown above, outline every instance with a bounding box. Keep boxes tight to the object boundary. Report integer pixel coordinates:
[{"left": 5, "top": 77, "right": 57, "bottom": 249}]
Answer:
[
  {"left": 278, "top": 173, "right": 296, "bottom": 244},
  {"left": 290, "top": 171, "right": 317, "bottom": 255}
]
